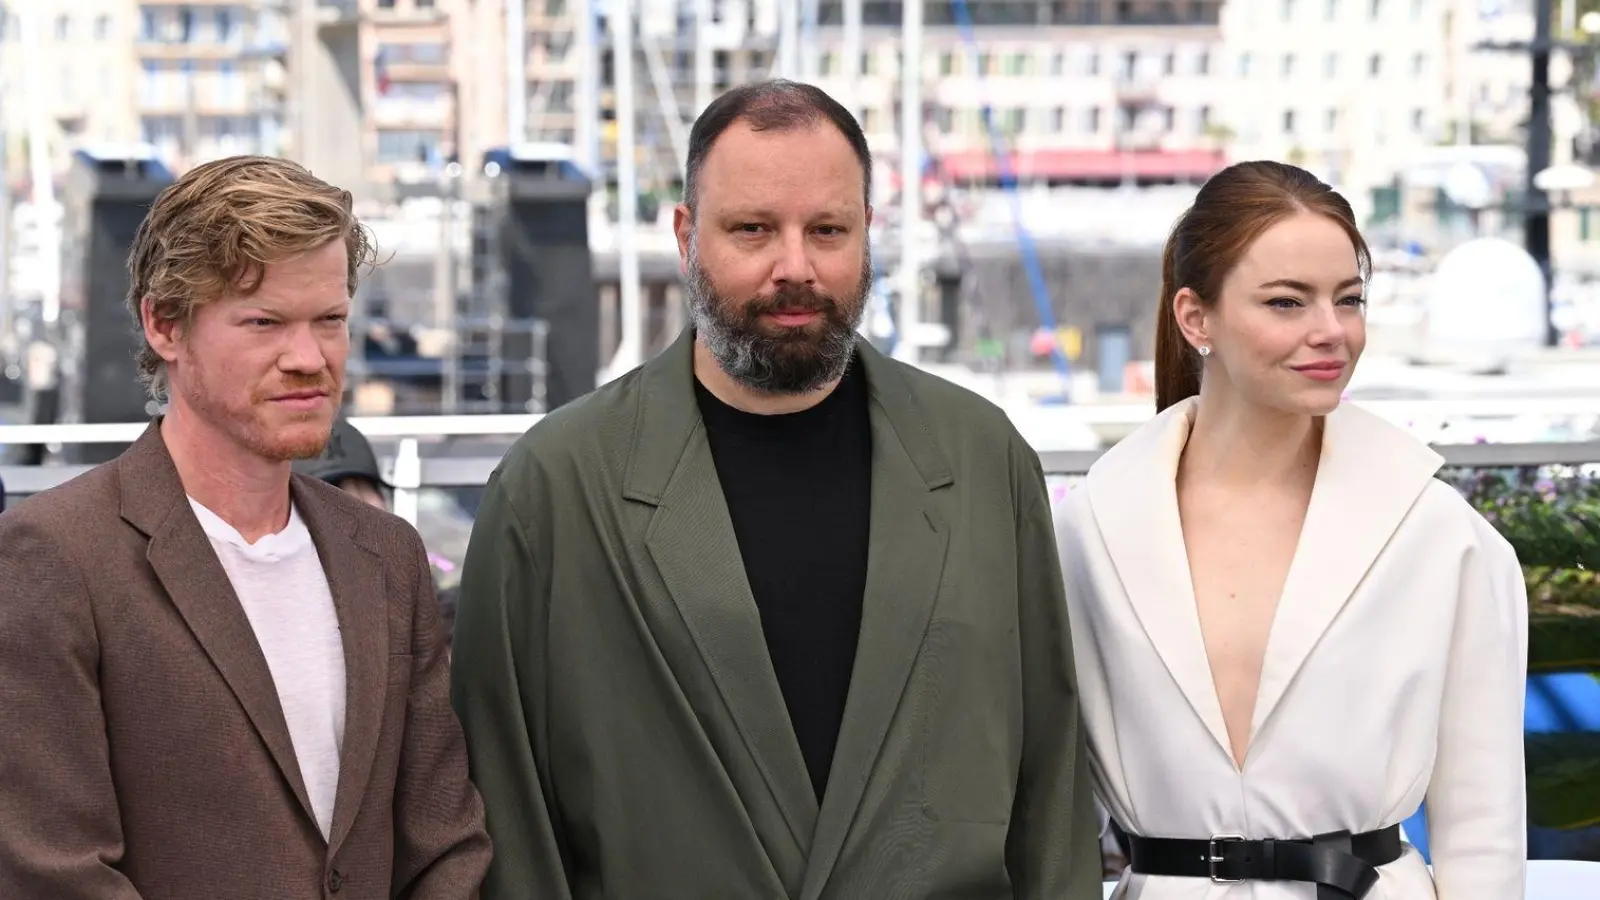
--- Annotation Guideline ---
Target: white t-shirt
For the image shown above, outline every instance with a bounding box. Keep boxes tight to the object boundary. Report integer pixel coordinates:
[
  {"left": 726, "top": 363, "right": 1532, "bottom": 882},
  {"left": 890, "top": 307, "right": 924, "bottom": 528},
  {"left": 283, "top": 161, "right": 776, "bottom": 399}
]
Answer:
[{"left": 189, "top": 497, "right": 347, "bottom": 841}]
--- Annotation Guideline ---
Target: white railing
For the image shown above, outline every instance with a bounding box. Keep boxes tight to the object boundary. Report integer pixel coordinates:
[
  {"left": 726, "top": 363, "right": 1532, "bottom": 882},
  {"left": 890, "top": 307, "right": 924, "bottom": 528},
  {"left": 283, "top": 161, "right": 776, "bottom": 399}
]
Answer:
[{"left": 5, "top": 399, "right": 1600, "bottom": 526}]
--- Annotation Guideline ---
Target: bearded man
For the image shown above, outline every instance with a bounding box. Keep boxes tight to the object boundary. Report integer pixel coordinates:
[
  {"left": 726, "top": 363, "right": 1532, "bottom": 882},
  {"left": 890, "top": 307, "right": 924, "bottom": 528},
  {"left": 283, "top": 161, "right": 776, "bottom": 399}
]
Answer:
[
  {"left": 0, "top": 156, "right": 490, "bottom": 900},
  {"left": 451, "top": 80, "right": 1102, "bottom": 899}
]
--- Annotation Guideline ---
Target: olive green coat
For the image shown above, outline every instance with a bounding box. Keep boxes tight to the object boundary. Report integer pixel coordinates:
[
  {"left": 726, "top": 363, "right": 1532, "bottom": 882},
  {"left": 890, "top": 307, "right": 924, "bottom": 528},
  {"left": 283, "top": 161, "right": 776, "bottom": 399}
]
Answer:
[{"left": 451, "top": 328, "right": 1101, "bottom": 899}]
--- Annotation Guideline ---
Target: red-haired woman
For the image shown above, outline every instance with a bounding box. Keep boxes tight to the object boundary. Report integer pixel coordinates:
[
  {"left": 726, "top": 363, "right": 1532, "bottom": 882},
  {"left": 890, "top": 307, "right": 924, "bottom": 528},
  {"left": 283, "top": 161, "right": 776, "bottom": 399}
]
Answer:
[{"left": 1054, "top": 160, "right": 1528, "bottom": 899}]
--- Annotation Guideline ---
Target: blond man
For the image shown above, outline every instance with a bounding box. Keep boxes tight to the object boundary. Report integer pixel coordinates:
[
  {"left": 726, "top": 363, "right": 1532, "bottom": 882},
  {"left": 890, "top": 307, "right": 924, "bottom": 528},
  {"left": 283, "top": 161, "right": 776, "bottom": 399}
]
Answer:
[{"left": 0, "top": 157, "right": 491, "bottom": 900}]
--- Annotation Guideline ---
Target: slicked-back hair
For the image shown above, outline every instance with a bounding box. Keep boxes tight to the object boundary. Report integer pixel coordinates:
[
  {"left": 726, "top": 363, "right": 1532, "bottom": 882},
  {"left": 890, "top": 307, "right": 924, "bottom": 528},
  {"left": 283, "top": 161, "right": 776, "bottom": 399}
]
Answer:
[
  {"left": 126, "top": 155, "right": 376, "bottom": 401},
  {"left": 683, "top": 80, "right": 872, "bottom": 217}
]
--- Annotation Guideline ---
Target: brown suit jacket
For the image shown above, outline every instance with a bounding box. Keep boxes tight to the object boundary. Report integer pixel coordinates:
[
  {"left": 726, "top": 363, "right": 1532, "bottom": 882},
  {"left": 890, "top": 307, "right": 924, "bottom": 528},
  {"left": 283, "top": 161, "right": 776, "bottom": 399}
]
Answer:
[{"left": 0, "top": 422, "right": 491, "bottom": 900}]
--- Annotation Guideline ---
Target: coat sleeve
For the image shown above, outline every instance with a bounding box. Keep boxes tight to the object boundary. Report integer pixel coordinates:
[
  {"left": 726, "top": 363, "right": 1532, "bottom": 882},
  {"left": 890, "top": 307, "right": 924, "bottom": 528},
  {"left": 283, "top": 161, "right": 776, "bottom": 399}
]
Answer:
[
  {"left": 1424, "top": 513, "right": 1528, "bottom": 900},
  {"left": 1004, "top": 441, "right": 1105, "bottom": 899},
  {"left": 392, "top": 528, "right": 494, "bottom": 899},
  {"left": 450, "top": 462, "right": 574, "bottom": 900},
  {"left": 0, "top": 513, "right": 147, "bottom": 900}
]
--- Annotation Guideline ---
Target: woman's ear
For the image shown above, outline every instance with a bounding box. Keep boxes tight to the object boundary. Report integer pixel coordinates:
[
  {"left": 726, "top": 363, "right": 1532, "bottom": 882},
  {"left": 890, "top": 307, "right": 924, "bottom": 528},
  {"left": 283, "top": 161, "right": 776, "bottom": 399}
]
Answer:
[{"left": 1173, "top": 286, "right": 1210, "bottom": 353}]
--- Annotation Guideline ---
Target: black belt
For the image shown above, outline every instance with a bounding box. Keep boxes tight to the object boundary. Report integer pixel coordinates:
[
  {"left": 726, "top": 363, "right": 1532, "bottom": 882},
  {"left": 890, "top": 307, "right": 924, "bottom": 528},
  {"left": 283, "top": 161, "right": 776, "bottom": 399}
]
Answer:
[{"left": 1113, "top": 822, "right": 1403, "bottom": 899}]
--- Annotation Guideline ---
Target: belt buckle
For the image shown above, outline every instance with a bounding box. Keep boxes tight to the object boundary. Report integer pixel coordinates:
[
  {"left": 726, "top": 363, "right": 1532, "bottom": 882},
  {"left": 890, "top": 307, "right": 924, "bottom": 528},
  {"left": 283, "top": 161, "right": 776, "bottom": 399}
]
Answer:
[{"left": 1207, "top": 833, "right": 1245, "bottom": 884}]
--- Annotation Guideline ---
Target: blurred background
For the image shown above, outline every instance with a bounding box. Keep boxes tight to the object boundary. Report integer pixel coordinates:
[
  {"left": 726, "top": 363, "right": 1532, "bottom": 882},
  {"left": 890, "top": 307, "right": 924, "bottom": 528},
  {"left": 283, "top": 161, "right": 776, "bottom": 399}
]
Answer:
[{"left": 1, "top": 0, "right": 1598, "bottom": 867}]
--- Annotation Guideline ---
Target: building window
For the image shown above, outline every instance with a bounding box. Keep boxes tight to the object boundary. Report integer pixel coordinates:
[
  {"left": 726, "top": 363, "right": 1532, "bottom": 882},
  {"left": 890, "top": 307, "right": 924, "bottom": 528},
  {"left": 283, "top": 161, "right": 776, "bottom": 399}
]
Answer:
[
  {"left": 1370, "top": 0, "right": 1382, "bottom": 18},
  {"left": 94, "top": 14, "right": 111, "bottom": 40},
  {"left": 54, "top": 14, "right": 69, "bottom": 40},
  {"left": 1283, "top": 109, "right": 1296, "bottom": 133},
  {"left": 1326, "top": 0, "right": 1337, "bottom": 19},
  {"left": 1412, "top": 53, "right": 1425, "bottom": 76},
  {"left": 1324, "top": 52, "right": 1338, "bottom": 77},
  {"left": 1282, "top": 0, "right": 1295, "bottom": 19},
  {"left": 1412, "top": 109, "right": 1424, "bottom": 131},
  {"left": 1326, "top": 108, "right": 1339, "bottom": 131},
  {"left": 1368, "top": 53, "right": 1381, "bottom": 76},
  {"left": 1238, "top": 52, "right": 1252, "bottom": 77},
  {"left": 1196, "top": 50, "right": 1209, "bottom": 75},
  {"left": 1282, "top": 53, "right": 1295, "bottom": 77}
]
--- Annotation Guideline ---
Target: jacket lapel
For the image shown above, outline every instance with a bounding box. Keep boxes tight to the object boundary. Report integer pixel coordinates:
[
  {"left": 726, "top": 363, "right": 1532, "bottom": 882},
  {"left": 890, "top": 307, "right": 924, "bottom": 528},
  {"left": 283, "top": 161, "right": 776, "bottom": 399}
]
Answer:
[
  {"left": 1085, "top": 398, "right": 1234, "bottom": 762},
  {"left": 292, "top": 478, "right": 390, "bottom": 856},
  {"left": 1084, "top": 400, "right": 1446, "bottom": 766},
  {"left": 628, "top": 330, "right": 820, "bottom": 859},
  {"left": 800, "top": 345, "right": 952, "bottom": 898},
  {"left": 121, "top": 422, "right": 319, "bottom": 828},
  {"left": 1249, "top": 402, "right": 1442, "bottom": 741}
]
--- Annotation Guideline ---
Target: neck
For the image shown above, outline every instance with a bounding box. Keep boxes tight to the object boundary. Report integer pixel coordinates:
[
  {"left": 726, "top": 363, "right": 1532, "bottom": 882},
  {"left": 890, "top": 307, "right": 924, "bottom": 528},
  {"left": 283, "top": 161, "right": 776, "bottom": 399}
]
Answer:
[
  {"left": 161, "top": 403, "right": 293, "bottom": 543},
  {"left": 692, "top": 339, "right": 840, "bottom": 415},
  {"left": 1180, "top": 380, "right": 1322, "bottom": 490}
]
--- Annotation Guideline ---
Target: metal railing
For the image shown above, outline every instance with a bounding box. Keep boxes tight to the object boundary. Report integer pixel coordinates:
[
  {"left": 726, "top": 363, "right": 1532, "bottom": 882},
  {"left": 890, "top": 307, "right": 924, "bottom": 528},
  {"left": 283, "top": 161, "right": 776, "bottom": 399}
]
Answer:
[{"left": 4, "top": 400, "right": 1600, "bottom": 526}]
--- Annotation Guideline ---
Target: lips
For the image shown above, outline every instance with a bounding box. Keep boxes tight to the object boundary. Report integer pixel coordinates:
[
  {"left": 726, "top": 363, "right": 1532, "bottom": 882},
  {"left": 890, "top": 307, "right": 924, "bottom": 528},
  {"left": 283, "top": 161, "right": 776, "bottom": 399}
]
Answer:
[{"left": 1291, "top": 361, "right": 1345, "bottom": 382}]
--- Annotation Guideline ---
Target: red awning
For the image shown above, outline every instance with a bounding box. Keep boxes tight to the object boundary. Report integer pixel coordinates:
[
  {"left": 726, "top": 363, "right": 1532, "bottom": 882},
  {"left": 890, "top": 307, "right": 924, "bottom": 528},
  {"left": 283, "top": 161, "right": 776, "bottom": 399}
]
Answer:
[{"left": 936, "top": 148, "right": 1227, "bottom": 182}]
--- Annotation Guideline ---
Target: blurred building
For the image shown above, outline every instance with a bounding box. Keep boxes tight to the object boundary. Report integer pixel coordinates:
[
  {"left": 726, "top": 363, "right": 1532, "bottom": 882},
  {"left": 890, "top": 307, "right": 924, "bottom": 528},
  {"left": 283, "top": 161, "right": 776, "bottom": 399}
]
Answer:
[
  {"left": 1, "top": 1, "right": 286, "bottom": 183},
  {"left": 502, "top": 0, "right": 1230, "bottom": 200},
  {"left": 134, "top": 1, "right": 289, "bottom": 167},
  {"left": 1217, "top": 0, "right": 1458, "bottom": 222},
  {"left": 0, "top": 2, "right": 142, "bottom": 183}
]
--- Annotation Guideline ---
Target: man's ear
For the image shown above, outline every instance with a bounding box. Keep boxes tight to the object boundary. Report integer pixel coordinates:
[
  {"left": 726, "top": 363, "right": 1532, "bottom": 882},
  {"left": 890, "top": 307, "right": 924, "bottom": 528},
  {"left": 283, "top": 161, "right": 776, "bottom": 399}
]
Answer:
[
  {"left": 673, "top": 203, "right": 693, "bottom": 276},
  {"left": 141, "top": 296, "right": 183, "bottom": 365}
]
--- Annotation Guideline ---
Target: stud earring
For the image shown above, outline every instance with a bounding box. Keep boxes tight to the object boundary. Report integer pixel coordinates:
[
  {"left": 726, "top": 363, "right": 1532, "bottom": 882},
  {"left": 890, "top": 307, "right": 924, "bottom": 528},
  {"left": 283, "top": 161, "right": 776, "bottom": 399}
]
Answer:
[{"left": 1196, "top": 345, "right": 1212, "bottom": 357}]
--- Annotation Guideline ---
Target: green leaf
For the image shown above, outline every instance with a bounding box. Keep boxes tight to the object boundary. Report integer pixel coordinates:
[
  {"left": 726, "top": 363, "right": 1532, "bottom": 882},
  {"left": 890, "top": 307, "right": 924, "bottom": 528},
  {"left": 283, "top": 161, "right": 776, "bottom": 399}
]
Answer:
[{"left": 1527, "top": 732, "right": 1600, "bottom": 830}]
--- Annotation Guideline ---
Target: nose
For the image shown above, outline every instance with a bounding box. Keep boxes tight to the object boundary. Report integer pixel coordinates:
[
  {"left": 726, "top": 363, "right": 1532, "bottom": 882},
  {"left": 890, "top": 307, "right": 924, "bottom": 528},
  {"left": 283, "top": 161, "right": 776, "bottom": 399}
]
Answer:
[
  {"left": 278, "top": 322, "right": 328, "bottom": 375},
  {"left": 768, "top": 229, "right": 817, "bottom": 287},
  {"left": 1306, "top": 300, "right": 1345, "bottom": 348}
]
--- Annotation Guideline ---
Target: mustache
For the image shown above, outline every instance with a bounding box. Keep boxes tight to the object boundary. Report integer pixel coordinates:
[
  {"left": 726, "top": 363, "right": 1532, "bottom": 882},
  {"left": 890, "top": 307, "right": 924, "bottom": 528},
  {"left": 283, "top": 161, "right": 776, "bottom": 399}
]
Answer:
[
  {"left": 745, "top": 285, "right": 836, "bottom": 316},
  {"left": 255, "top": 373, "right": 339, "bottom": 401}
]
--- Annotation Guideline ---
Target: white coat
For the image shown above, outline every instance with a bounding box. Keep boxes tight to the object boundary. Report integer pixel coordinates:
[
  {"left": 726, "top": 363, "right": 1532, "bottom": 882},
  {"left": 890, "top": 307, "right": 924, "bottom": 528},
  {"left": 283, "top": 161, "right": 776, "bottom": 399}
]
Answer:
[{"left": 1053, "top": 397, "right": 1528, "bottom": 899}]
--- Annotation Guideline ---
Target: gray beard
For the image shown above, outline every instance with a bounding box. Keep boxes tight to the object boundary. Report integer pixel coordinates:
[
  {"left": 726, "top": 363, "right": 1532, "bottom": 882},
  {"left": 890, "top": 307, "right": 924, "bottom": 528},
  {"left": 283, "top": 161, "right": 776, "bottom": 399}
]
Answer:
[{"left": 684, "top": 237, "right": 871, "bottom": 396}]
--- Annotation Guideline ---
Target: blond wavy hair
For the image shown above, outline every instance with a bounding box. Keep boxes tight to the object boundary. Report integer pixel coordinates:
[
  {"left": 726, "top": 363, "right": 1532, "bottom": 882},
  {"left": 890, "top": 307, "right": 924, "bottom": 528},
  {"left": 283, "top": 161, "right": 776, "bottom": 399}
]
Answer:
[{"left": 126, "top": 155, "right": 377, "bottom": 401}]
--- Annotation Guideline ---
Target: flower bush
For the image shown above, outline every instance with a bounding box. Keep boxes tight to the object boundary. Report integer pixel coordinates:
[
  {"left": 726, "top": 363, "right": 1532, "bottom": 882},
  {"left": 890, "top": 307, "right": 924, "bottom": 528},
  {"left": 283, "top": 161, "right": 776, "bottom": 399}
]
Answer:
[{"left": 1440, "top": 465, "right": 1600, "bottom": 845}]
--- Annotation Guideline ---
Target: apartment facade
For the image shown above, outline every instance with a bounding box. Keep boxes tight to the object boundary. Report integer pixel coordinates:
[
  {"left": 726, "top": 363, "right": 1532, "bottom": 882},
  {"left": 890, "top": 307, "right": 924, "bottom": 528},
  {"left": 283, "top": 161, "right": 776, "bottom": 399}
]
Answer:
[
  {"left": 810, "top": 0, "right": 1228, "bottom": 186},
  {"left": 134, "top": 1, "right": 289, "bottom": 169},
  {"left": 1, "top": 1, "right": 287, "bottom": 185},
  {"left": 0, "top": 1, "right": 142, "bottom": 185},
  {"left": 505, "top": 0, "right": 1229, "bottom": 202},
  {"left": 1214, "top": 0, "right": 1521, "bottom": 225}
]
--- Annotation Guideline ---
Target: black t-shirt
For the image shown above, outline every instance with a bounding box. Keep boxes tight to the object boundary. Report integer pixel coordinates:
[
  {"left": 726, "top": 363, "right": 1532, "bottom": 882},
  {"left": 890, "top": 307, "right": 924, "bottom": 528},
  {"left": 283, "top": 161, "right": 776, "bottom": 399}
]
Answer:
[{"left": 693, "top": 359, "right": 873, "bottom": 800}]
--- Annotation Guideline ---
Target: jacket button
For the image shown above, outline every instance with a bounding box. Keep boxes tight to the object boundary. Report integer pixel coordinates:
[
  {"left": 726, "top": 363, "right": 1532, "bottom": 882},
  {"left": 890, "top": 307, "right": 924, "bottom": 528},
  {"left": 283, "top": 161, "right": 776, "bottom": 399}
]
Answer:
[{"left": 328, "top": 869, "right": 344, "bottom": 893}]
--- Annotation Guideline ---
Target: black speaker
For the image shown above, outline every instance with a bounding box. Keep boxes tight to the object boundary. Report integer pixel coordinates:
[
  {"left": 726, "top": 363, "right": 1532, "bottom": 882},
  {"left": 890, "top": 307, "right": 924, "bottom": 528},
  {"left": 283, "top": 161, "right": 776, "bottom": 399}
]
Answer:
[
  {"left": 59, "top": 149, "right": 174, "bottom": 464},
  {"left": 483, "top": 152, "right": 598, "bottom": 412}
]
